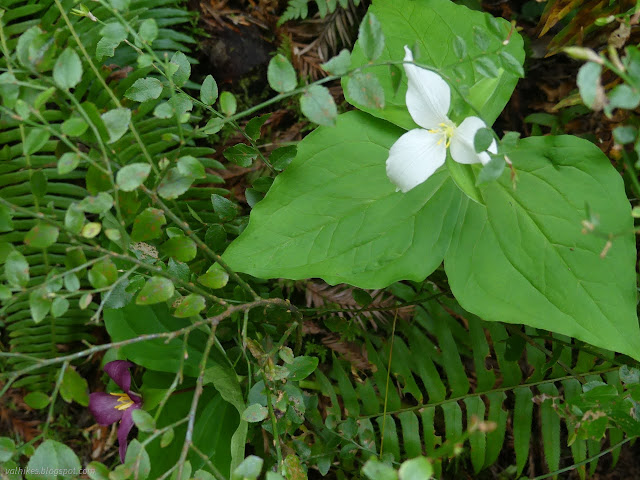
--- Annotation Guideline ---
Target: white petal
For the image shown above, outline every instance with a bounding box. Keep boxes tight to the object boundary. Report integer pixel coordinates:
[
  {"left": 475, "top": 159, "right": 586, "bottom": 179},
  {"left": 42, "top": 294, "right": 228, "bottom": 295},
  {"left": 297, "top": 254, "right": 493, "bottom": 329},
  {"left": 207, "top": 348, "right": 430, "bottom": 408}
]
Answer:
[
  {"left": 449, "top": 116, "right": 497, "bottom": 166},
  {"left": 386, "top": 129, "right": 447, "bottom": 193},
  {"left": 403, "top": 46, "right": 451, "bottom": 129}
]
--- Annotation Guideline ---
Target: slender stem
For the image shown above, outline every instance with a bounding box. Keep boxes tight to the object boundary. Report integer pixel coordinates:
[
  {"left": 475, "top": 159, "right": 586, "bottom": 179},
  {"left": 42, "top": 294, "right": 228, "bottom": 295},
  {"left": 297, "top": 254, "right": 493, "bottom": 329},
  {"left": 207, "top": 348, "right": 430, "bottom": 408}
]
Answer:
[
  {"left": 379, "top": 310, "right": 398, "bottom": 459},
  {"left": 262, "top": 370, "right": 284, "bottom": 470}
]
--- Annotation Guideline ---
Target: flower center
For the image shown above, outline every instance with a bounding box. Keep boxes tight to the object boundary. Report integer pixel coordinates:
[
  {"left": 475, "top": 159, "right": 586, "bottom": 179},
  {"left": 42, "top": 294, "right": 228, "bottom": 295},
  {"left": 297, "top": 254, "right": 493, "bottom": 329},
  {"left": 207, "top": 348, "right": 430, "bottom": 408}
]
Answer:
[
  {"left": 427, "top": 121, "right": 456, "bottom": 148},
  {"left": 110, "top": 392, "right": 134, "bottom": 411}
]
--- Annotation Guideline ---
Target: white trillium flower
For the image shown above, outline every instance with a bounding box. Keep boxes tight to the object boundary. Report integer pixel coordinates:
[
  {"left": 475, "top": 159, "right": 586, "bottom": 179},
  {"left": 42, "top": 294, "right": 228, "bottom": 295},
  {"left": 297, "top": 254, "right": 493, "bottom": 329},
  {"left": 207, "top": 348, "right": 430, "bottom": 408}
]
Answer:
[{"left": 386, "top": 46, "right": 498, "bottom": 193}]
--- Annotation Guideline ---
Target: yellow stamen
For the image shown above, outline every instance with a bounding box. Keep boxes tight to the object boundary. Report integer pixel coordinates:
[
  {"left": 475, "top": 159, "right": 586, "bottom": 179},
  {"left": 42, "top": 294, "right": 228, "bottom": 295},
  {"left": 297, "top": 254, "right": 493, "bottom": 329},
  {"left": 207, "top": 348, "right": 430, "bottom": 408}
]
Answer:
[
  {"left": 110, "top": 392, "right": 134, "bottom": 411},
  {"left": 428, "top": 121, "right": 456, "bottom": 149}
]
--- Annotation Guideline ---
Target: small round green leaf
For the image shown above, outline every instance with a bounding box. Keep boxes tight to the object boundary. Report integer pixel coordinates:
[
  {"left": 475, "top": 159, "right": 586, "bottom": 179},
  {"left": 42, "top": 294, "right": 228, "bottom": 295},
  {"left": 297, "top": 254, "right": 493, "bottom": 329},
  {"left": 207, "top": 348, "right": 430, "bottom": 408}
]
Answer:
[
  {"left": 233, "top": 455, "right": 264, "bottom": 480},
  {"left": 267, "top": 54, "right": 296, "bottom": 93},
  {"left": 24, "top": 223, "right": 59, "bottom": 249},
  {"left": 157, "top": 168, "right": 194, "bottom": 200},
  {"left": 101, "top": 108, "right": 131, "bottom": 143},
  {"left": 211, "top": 194, "right": 237, "bottom": 222},
  {"left": 60, "top": 365, "right": 89, "bottom": 406},
  {"left": 177, "top": 156, "right": 205, "bottom": 179},
  {"left": 29, "top": 288, "right": 51, "bottom": 323},
  {"left": 300, "top": 85, "right": 337, "bottom": 126},
  {"left": 131, "top": 208, "right": 166, "bottom": 241},
  {"left": 346, "top": 72, "right": 385, "bottom": 109},
  {"left": 24, "top": 391, "right": 50, "bottom": 409},
  {"left": 200, "top": 75, "right": 219, "bottom": 106},
  {"left": 136, "top": 276, "right": 175, "bottom": 305},
  {"left": 0, "top": 437, "right": 16, "bottom": 462},
  {"left": 132, "top": 409, "right": 156, "bottom": 432},
  {"left": 5, "top": 250, "right": 29, "bottom": 287},
  {"left": 24, "top": 128, "right": 50, "bottom": 155},
  {"left": 53, "top": 48, "right": 83, "bottom": 90},
  {"left": 116, "top": 163, "right": 151, "bottom": 191},
  {"left": 174, "top": 294, "right": 206, "bottom": 318},
  {"left": 170, "top": 51, "right": 191, "bottom": 87},
  {"left": 61, "top": 118, "right": 88, "bottom": 136},
  {"left": 58, "top": 152, "right": 81, "bottom": 174},
  {"left": 398, "top": 457, "right": 433, "bottom": 480},
  {"left": 241, "top": 403, "right": 268, "bottom": 422},
  {"left": 160, "top": 428, "right": 175, "bottom": 448},
  {"left": 51, "top": 297, "right": 70, "bottom": 318},
  {"left": 162, "top": 236, "right": 197, "bottom": 262},
  {"left": 358, "top": 13, "right": 385, "bottom": 61},
  {"left": 81, "top": 222, "right": 102, "bottom": 239},
  {"left": 220, "top": 91, "right": 237, "bottom": 116},
  {"left": 125, "top": 77, "right": 163, "bottom": 102},
  {"left": 197, "top": 265, "right": 229, "bottom": 289}
]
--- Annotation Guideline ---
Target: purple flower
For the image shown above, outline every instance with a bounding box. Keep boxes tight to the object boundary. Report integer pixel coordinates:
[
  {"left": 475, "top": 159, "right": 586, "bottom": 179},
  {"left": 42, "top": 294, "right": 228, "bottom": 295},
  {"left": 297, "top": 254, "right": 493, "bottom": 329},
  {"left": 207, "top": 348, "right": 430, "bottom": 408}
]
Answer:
[{"left": 89, "top": 360, "right": 142, "bottom": 462}]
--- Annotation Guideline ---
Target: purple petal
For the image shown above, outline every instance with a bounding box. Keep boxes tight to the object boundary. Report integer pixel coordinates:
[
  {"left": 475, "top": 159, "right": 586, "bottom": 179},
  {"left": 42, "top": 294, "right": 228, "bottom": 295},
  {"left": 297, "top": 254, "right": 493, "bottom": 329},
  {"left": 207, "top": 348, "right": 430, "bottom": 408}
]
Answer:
[
  {"left": 89, "top": 392, "right": 124, "bottom": 425},
  {"left": 117, "top": 406, "right": 139, "bottom": 463},
  {"left": 104, "top": 360, "right": 134, "bottom": 394}
]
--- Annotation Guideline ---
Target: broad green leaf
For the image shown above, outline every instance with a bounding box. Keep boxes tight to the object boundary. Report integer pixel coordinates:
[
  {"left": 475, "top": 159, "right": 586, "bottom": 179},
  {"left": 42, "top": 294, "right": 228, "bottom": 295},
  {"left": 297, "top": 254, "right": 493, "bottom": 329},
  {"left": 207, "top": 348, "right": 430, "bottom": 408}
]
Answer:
[
  {"left": 125, "top": 77, "right": 163, "bottom": 102},
  {"left": 136, "top": 276, "right": 175, "bottom": 305},
  {"left": 162, "top": 236, "right": 197, "bottom": 262},
  {"left": 358, "top": 12, "right": 385, "bottom": 61},
  {"left": 157, "top": 167, "right": 193, "bottom": 200},
  {"left": 211, "top": 194, "right": 237, "bottom": 222},
  {"left": 242, "top": 404, "right": 268, "bottom": 422},
  {"left": 96, "top": 22, "right": 128, "bottom": 61},
  {"left": 267, "top": 54, "right": 296, "bottom": 93},
  {"left": 174, "top": 294, "right": 206, "bottom": 317},
  {"left": 116, "top": 163, "right": 151, "bottom": 191},
  {"left": 131, "top": 208, "right": 167, "bottom": 242},
  {"left": 300, "top": 85, "right": 337, "bottom": 126},
  {"left": 200, "top": 75, "right": 219, "bottom": 105},
  {"left": 6, "top": 250, "right": 29, "bottom": 287},
  {"left": 24, "top": 128, "right": 50, "bottom": 155},
  {"left": 24, "top": 223, "right": 58, "bottom": 249},
  {"left": 26, "top": 440, "right": 81, "bottom": 480},
  {"left": 445, "top": 136, "right": 640, "bottom": 360},
  {"left": 24, "top": 391, "right": 50, "bottom": 409},
  {"left": 58, "top": 152, "right": 81, "bottom": 174},
  {"left": 343, "top": 0, "right": 524, "bottom": 129},
  {"left": 223, "top": 111, "right": 463, "bottom": 288},
  {"left": 170, "top": 51, "right": 191, "bottom": 87},
  {"left": 101, "top": 108, "right": 131, "bottom": 143},
  {"left": 60, "top": 366, "right": 89, "bottom": 406},
  {"left": 29, "top": 288, "right": 50, "bottom": 323},
  {"left": 53, "top": 48, "right": 82, "bottom": 90}
]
